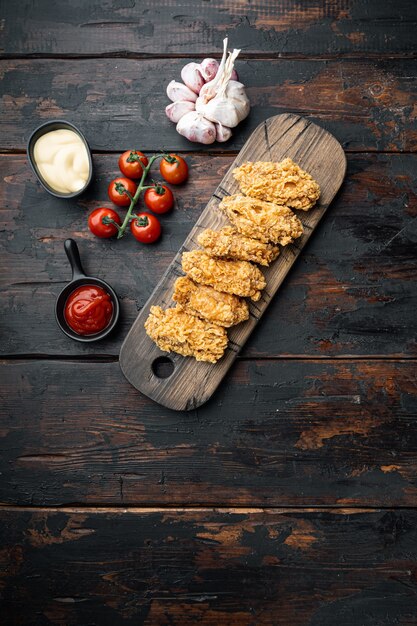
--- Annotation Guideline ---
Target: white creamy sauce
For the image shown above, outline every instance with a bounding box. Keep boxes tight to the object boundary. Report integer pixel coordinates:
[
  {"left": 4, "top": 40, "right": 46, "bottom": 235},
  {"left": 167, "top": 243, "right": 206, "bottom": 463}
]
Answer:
[{"left": 33, "top": 129, "right": 90, "bottom": 194}]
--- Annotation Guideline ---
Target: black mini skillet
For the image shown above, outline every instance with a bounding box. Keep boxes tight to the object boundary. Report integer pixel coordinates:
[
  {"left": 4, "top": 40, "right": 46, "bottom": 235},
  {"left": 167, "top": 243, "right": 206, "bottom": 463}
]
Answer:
[{"left": 55, "top": 239, "right": 119, "bottom": 342}]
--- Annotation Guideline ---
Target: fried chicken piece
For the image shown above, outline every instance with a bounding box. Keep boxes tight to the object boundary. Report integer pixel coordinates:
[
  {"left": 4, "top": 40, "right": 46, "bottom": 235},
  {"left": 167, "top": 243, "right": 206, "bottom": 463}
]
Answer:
[
  {"left": 173, "top": 276, "right": 249, "bottom": 327},
  {"left": 233, "top": 158, "right": 320, "bottom": 210},
  {"left": 145, "top": 305, "right": 227, "bottom": 363},
  {"left": 219, "top": 194, "right": 303, "bottom": 245},
  {"left": 197, "top": 226, "right": 280, "bottom": 266},
  {"left": 182, "top": 250, "right": 266, "bottom": 302}
]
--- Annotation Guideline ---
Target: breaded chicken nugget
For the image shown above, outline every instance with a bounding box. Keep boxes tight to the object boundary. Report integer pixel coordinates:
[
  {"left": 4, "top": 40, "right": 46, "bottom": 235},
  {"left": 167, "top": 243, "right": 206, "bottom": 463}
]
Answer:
[
  {"left": 173, "top": 276, "right": 249, "bottom": 327},
  {"left": 145, "top": 305, "right": 227, "bottom": 363},
  {"left": 233, "top": 158, "right": 320, "bottom": 210},
  {"left": 219, "top": 195, "right": 303, "bottom": 245},
  {"left": 182, "top": 250, "right": 266, "bottom": 302},
  {"left": 197, "top": 226, "right": 280, "bottom": 266}
]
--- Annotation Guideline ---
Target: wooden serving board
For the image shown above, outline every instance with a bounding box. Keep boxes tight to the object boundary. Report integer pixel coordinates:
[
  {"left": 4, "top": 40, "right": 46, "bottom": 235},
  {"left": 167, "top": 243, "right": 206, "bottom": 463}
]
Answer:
[{"left": 120, "top": 114, "right": 346, "bottom": 411}]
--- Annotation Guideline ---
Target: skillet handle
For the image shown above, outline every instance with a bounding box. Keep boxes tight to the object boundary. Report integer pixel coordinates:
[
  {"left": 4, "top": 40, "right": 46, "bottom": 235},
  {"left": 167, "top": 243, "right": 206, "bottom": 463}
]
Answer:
[{"left": 64, "top": 239, "right": 86, "bottom": 280}]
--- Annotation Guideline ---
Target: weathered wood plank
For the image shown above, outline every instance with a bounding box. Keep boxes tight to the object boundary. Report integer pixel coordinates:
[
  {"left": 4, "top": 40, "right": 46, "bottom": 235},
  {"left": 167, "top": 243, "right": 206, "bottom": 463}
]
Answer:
[
  {"left": 1, "top": 359, "right": 416, "bottom": 506},
  {"left": 1, "top": 507, "right": 417, "bottom": 625},
  {"left": 1, "top": 153, "right": 416, "bottom": 358},
  {"left": 1, "top": 58, "right": 417, "bottom": 152},
  {"left": 1, "top": 0, "right": 417, "bottom": 57}
]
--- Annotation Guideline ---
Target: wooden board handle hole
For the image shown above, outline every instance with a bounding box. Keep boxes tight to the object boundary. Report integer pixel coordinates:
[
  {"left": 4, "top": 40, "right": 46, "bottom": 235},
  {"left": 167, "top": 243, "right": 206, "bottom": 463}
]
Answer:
[{"left": 152, "top": 356, "right": 175, "bottom": 379}]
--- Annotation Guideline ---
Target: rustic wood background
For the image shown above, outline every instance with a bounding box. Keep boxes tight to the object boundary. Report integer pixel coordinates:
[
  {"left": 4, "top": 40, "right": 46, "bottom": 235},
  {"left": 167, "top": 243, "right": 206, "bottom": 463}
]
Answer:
[{"left": 1, "top": 1, "right": 416, "bottom": 624}]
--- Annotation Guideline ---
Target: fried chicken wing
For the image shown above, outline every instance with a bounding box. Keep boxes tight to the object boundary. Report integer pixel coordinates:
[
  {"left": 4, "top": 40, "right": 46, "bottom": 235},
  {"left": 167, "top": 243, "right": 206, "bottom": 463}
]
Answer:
[
  {"left": 173, "top": 276, "right": 249, "bottom": 327},
  {"left": 182, "top": 249, "right": 266, "bottom": 302},
  {"left": 145, "top": 305, "right": 227, "bottom": 363},
  {"left": 219, "top": 194, "right": 303, "bottom": 245},
  {"left": 233, "top": 158, "right": 320, "bottom": 210},
  {"left": 197, "top": 226, "right": 280, "bottom": 266}
]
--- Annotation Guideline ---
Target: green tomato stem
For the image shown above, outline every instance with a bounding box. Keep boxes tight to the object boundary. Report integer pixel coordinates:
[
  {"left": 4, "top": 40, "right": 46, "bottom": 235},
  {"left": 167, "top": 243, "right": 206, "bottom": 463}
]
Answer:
[
  {"left": 117, "top": 154, "right": 166, "bottom": 239},
  {"left": 102, "top": 216, "right": 122, "bottom": 232}
]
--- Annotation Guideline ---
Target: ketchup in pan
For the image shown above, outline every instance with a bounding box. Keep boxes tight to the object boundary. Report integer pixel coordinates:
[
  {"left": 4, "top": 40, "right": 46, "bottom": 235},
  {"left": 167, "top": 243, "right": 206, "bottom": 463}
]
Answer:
[{"left": 64, "top": 284, "right": 113, "bottom": 336}]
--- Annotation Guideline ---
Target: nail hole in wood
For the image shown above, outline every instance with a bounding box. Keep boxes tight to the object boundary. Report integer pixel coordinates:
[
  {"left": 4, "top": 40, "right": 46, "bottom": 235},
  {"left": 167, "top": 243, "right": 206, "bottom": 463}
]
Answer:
[{"left": 152, "top": 356, "right": 175, "bottom": 379}]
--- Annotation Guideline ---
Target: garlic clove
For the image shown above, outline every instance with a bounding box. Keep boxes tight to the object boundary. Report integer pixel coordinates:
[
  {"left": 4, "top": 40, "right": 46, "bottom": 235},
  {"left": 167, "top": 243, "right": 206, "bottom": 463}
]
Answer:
[
  {"left": 215, "top": 122, "right": 232, "bottom": 142},
  {"left": 200, "top": 58, "right": 220, "bottom": 82},
  {"left": 166, "top": 80, "right": 198, "bottom": 103},
  {"left": 176, "top": 111, "right": 216, "bottom": 144},
  {"left": 226, "top": 80, "right": 250, "bottom": 121},
  {"left": 200, "top": 58, "right": 238, "bottom": 83},
  {"left": 181, "top": 62, "right": 205, "bottom": 94},
  {"left": 166, "top": 100, "right": 196, "bottom": 123}
]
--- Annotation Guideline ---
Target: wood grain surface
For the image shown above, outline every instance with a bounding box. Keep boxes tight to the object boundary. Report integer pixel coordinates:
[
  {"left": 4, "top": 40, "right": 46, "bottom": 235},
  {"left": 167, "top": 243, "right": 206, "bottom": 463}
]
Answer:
[
  {"left": 2, "top": 0, "right": 417, "bottom": 57},
  {"left": 1, "top": 153, "right": 416, "bottom": 359},
  {"left": 120, "top": 114, "right": 346, "bottom": 410},
  {"left": 1, "top": 58, "right": 417, "bottom": 152},
  {"left": 1, "top": 359, "right": 416, "bottom": 507},
  {"left": 1, "top": 507, "right": 417, "bottom": 625},
  {"left": 2, "top": 1, "right": 417, "bottom": 623}
]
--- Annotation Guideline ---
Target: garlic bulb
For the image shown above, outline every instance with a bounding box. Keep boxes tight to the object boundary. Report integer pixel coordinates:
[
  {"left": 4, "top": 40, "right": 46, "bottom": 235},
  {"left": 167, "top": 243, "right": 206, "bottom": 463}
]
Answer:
[
  {"left": 181, "top": 63, "right": 205, "bottom": 94},
  {"left": 165, "top": 38, "right": 250, "bottom": 143},
  {"left": 215, "top": 122, "right": 232, "bottom": 142},
  {"left": 166, "top": 80, "right": 197, "bottom": 103},
  {"left": 176, "top": 111, "right": 216, "bottom": 144},
  {"left": 196, "top": 41, "right": 249, "bottom": 128},
  {"left": 166, "top": 101, "right": 195, "bottom": 123}
]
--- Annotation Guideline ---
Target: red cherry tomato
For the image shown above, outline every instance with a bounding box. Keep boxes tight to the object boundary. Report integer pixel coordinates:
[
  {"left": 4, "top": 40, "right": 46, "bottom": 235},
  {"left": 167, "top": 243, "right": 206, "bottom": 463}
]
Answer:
[
  {"left": 108, "top": 177, "right": 137, "bottom": 207},
  {"left": 144, "top": 184, "right": 174, "bottom": 214},
  {"left": 88, "top": 207, "right": 121, "bottom": 238},
  {"left": 130, "top": 213, "right": 161, "bottom": 244},
  {"left": 118, "top": 150, "right": 148, "bottom": 179},
  {"left": 159, "top": 154, "right": 188, "bottom": 185}
]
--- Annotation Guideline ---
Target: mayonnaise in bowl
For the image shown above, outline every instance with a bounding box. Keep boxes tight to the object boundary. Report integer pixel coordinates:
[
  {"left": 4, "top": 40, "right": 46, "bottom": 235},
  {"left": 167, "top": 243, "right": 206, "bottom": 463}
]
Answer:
[{"left": 32, "top": 128, "right": 91, "bottom": 195}]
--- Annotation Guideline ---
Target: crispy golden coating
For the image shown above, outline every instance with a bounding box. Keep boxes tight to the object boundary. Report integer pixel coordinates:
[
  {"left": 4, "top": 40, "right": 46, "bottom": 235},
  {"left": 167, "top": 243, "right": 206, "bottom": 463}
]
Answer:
[
  {"left": 233, "top": 158, "right": 320, "bottom": 210},
  {"left": 197, "top": 226, "right": 280, "bottom": 266},
  {"left": 145, "top": 305, "right": 227, "bottom": 363},
  {"left": 173, "top": 276, "right": 249, "bottom": 327},
  {"left": 182, "top": 249, "right": 266, "bottom": 302},
  {"left": 219, "top": 194, "right": 303, "bottom": 245}
]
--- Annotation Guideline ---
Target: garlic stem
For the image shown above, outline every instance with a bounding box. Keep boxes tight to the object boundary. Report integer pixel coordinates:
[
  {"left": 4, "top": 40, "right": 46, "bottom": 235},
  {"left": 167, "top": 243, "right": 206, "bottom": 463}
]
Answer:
[
  {"left": 218, "top": 48, "right": 241, "bottom": 98},
  {"left": 199, "top": 37, "right": 229, "bottom": 103}
]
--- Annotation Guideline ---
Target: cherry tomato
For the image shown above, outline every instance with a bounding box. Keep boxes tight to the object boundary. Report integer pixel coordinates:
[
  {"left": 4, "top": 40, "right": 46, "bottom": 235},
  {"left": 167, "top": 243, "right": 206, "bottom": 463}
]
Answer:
[
  {"left": 144, "top": 184, "right": 174, "bottom": 214},
  {"left": 159, "top": 154, "right": 188, "bottom": 185},
  {"left": 88, "top": 207, "right": 121, "bottom": 238},
  {"left": 130, "top": 213, "right": 161, "bottom": 244},
  {"left": 108, "top": 177, "right": 137, "bottom": 207},
  {"left": 118, "top": 150, "right": 148, "bottom": 179}
]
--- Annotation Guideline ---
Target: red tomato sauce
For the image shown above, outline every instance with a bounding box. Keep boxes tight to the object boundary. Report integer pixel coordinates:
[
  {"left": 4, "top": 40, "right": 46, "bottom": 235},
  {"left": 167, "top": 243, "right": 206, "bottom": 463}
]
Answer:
[{"left": 64, "top": 285, "right": 113, "bottom": 335}]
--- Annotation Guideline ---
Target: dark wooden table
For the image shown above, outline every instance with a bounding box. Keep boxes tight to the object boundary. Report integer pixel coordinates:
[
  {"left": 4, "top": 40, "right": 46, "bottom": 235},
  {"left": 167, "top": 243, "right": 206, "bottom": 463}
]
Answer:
[{"left": 1, "top": 2, "right": 417, "bottom": 624}]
